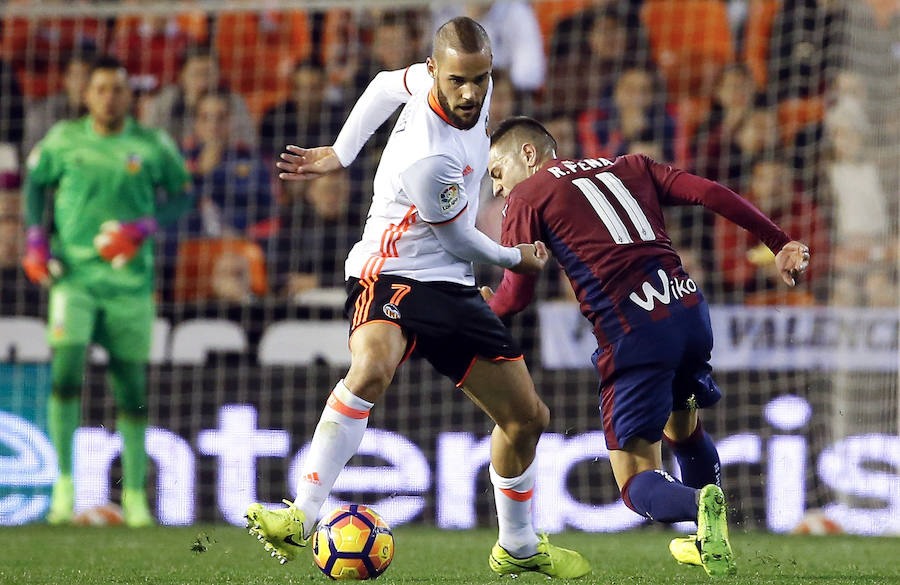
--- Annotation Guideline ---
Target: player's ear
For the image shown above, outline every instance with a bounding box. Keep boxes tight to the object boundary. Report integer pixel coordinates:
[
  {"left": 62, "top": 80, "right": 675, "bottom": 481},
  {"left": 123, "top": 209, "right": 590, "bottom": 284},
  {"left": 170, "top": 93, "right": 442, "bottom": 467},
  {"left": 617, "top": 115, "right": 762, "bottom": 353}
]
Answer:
[
  {"left": 521, "top": 143, "right": 538, "bottom": 168},
  {"left": 426, "top": 56, "right": 436, "bottom": 78}
]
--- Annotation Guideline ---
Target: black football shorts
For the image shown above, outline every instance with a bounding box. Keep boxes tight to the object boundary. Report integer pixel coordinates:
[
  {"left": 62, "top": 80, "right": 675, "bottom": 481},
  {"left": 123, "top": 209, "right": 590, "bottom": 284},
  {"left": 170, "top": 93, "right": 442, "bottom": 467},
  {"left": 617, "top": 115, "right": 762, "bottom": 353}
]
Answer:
[{"left": 345, "top": 274, "right": 522, "bottom": 386}]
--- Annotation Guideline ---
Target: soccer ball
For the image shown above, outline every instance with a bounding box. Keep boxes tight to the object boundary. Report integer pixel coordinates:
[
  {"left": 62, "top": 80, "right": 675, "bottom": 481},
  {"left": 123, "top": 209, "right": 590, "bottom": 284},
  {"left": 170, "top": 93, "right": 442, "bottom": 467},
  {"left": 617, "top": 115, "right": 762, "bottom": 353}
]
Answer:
[
  {"left": 72, "top": 503, "right": 124, "bottom": 526},
  {"left": 312, "top": 505, "right": 394, "bottom": 580},
  {"left": 790, "top": 509, "right": 844, "bottom": 535}
]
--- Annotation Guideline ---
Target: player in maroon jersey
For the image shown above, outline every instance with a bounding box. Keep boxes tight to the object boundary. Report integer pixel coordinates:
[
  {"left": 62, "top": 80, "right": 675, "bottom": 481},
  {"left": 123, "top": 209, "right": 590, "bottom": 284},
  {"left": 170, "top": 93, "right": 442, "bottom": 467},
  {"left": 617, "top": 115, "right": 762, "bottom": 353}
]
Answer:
[{"left": 482, "top": 116, "right": 811, "bottom": 577}]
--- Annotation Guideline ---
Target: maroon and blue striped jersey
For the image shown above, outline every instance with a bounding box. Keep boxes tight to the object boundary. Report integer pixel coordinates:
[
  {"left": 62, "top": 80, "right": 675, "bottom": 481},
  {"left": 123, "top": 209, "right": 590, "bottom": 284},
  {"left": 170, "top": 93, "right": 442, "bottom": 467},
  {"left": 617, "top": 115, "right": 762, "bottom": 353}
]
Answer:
[{"left": 488, "top": 154, "right": 791, "bottom": 346}]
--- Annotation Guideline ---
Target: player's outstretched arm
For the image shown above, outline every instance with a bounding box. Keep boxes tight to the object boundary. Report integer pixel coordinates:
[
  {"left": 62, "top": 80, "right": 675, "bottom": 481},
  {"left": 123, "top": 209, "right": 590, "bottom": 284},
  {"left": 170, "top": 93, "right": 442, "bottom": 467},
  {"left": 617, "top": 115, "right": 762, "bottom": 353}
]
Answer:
[
  {"left": 775, "top": 241, "right": 810, "bottom": 286},
  {"left": 277, "top": 64, "right": 431, "bottom": 182},
  {"left": 429, "top": 215, "right": 524, "bottom": 269},
  {"left": 654, "top": 159, "right": 793, "bottom": 259},
  {"left": 277, "top": 146, "right": 343, "bottom": 181}
]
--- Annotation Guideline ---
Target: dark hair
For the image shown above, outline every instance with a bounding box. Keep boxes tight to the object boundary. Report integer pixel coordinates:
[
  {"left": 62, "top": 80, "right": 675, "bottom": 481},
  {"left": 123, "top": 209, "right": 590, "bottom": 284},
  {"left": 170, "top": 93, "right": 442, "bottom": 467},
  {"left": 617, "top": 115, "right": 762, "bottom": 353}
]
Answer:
[
  {"left": 89, "top": 55, "right": 126, "bottom": 76},
  {"left": 491, "top": 115, "right": 558, "bottom": 154},
  {"left": 630, "top": 127, "right": 662, "bottom": 146},
  {"left": 434, "top": 16, "right": 491, "bottom": 55},
  {"left": 752, "top": 91, "right": 774, "bottom": 109},
  {"left": 183, "top": 44, "right": 218, "bottom": 64},
  {"left": 377, "top": 10, "right": 418, "bottom": 32},
  {"left": 64, "top": 49, "right": 97, "bottom": 71},
  {"left": 293, "top": 58, "right": 325, "bottom": 75},
  {"left": 196, "top": 88, "right": 232, "bottom": 106}
]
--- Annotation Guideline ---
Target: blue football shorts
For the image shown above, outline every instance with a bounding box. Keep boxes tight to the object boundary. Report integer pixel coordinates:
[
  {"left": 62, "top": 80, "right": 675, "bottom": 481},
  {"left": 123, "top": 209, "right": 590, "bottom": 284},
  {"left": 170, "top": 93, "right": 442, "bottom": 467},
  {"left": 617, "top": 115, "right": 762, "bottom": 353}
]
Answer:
[{"left": 591, "top": 301, "right": 722, "bottom": 450}]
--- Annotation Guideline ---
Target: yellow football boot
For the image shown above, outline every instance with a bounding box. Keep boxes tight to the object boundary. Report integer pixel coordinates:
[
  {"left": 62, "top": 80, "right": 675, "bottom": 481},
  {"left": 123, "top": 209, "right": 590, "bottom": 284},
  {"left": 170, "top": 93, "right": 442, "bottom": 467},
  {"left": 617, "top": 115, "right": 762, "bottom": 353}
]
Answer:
[
  {"left": 489, "top": 533, "right": 591, "bottom": 579},
  {"left": 697, "top": 485, "right": 737, "bottom": 577},
  {"left": 669, "top": 534, "right": 702, "bottom": 566},
  {"left": 245, "top": 500, "right": 309, "bottom": 564}
]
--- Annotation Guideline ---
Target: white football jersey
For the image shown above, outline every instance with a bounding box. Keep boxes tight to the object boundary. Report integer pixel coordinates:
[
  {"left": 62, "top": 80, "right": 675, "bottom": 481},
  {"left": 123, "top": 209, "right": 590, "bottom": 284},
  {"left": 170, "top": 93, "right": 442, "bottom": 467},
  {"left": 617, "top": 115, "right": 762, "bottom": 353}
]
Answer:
[{"left": 345, "top": 82, "right": 493, "bottom": 285}]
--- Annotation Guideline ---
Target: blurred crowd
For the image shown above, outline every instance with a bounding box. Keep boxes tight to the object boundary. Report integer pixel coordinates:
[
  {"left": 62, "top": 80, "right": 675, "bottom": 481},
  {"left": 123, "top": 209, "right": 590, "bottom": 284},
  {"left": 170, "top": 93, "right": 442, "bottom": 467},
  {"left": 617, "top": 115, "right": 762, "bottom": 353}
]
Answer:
[{"left": 0, "top": 0, "right": 897, "bottom": 311}]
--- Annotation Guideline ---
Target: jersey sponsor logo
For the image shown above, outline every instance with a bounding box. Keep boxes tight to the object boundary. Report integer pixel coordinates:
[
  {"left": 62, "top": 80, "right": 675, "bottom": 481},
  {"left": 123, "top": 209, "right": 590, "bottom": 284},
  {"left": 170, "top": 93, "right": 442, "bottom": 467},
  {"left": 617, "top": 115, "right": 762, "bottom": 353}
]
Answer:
[
  {"left": 462, "top": 165, "right": 473, "bottom": 176},
  {"left": 439, "top": 184, "right": 461, "bottom": 214},
  {"left": 126, "top": 153, "right": 143, "bottom": 174},
  {"left": 628, "top": 268, "right": 697, "bottom": 311},
  {"left": 51, "top": 322, "right": 66, "bottom": 341},
  {"left": 383, "top": 303, "right": 401, "bottom": 320}
]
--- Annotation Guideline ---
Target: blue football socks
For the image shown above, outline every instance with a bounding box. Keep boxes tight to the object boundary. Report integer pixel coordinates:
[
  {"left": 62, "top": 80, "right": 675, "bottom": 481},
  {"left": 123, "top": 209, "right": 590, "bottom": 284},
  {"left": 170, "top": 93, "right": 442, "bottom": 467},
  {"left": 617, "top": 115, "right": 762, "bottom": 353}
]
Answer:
[
  {"left": 621, "top": 469, "right": 698, "bottom": 523},
  {"left": 665, "top": 419, "right": 721, "bottom": 488}
]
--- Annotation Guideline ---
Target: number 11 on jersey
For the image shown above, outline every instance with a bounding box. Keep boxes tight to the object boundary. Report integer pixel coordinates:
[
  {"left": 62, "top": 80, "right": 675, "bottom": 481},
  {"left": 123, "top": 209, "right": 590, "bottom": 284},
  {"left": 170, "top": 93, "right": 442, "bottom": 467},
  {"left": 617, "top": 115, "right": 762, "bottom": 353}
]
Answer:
[{"left": 572, "top": 173, "right": 656, "bottom": 245}]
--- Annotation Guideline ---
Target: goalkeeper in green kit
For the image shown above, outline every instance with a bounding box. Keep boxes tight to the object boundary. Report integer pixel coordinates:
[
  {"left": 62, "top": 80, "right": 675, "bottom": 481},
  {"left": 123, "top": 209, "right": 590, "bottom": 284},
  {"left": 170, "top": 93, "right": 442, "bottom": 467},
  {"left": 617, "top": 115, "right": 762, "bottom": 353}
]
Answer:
[{"left": 22, "top": 56, "right": 193, "bottom": 527}]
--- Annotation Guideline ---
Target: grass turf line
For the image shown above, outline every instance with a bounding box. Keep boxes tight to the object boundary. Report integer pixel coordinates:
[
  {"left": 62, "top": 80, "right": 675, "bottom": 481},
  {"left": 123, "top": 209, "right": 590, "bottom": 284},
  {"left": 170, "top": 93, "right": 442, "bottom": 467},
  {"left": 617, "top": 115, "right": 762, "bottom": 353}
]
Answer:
[{"left": 1, "top": 525, "right": 898, "bottom": 584}]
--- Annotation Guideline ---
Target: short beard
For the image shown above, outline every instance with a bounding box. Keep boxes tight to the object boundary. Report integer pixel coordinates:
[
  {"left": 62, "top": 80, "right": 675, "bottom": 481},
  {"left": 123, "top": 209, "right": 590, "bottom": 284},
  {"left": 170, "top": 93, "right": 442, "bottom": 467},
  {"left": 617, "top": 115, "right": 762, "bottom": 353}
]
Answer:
[{"left": 436, "top": 86, "right": 481, "bottom": 130}]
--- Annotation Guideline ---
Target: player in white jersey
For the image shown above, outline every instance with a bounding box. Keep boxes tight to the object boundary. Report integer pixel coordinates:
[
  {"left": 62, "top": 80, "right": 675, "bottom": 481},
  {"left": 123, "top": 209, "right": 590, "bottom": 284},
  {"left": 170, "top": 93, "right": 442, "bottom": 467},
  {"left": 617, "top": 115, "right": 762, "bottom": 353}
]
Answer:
[
  {"left": 245, "top": 18, "right": 590, "bottom": 579},
  {"left": 344, "top": 61, "right": 496, "bottom": 284}
]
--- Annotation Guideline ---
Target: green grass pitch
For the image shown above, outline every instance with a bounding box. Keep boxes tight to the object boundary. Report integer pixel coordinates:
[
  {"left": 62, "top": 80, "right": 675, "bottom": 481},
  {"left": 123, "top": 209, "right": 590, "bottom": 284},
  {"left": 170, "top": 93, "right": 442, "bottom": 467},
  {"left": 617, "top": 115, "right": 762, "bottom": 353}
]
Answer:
[{"left": 1, "top": 525, "right": 898, "bottom": 584}]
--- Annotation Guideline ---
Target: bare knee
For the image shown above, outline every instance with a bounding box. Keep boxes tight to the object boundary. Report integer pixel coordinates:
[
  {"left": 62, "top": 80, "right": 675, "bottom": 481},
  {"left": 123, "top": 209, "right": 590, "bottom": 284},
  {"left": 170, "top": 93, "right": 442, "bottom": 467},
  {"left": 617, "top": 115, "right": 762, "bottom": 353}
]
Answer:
[
  {"left": 345, "top": 323, "right": 406, "bottom": 402},
  {"left": 345, "top": 356, "right": 395, "bottom": 402},
  {"left": 503, "top": 400, "right": 550, "bottom": 448}
]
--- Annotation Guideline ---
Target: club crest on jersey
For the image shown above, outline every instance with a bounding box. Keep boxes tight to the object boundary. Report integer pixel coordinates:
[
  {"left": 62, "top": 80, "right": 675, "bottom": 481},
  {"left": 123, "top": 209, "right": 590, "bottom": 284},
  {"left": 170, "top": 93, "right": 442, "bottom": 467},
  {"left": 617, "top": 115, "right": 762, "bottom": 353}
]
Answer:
[
  {"left": 382, "top": 303, "right": 401, "bottom": 320},
  {"left": 125, "top": 153, "right": 143, "bottom": 174},
  {"left": 235, "top": 162, "right": 251, "bottom": 178},
  {"left": 439, "top": 184, "right": 461, "bottom": 214}
]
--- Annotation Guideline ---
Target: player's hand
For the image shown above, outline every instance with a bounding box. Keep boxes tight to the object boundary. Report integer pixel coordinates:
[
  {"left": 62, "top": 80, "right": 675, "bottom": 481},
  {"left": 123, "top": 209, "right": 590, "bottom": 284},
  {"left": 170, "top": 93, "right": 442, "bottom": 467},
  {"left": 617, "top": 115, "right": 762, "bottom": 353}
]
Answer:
[
  {"left": 22, "top": 226, "right": 57, "bottom": 286},
  {"left": 775, "top": 240, "right": 810, "bottom": 286},
  {"left": 510, "top": 241, "right": 549, "bottom": 274},
  {"left": 480, "top": 286, "right": 495, "bottom": 301},
  {"left": 94, "top": 217, "right": 157, "bottom": 269},
  {"left": 276, "top": 145, "right": 343, "bottom": 181}
]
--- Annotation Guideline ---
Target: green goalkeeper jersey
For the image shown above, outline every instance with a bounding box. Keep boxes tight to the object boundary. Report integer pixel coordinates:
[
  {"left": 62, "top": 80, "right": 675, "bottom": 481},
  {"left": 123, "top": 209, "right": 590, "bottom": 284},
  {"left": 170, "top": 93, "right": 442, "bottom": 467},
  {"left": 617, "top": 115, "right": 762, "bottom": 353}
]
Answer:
[{"left": 25, "top": 116, "right": 191, "bottom": 295}]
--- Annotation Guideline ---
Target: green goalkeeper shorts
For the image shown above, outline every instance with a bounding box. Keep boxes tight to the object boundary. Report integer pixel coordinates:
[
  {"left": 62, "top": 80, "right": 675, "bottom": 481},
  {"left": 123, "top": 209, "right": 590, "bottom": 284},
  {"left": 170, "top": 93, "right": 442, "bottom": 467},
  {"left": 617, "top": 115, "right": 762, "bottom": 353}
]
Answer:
[{"left": 47, "top": 281, "right": 154, "bottom": 362}]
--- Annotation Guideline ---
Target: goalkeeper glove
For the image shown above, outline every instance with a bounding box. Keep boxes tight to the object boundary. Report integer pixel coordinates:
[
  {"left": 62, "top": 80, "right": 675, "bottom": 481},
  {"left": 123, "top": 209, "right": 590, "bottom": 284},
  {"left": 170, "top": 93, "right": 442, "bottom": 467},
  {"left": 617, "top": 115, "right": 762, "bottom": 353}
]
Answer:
[
  {"left": 22, "top": 226, "right": 62, "bottom": 285},
  {"left": 94, "top": 217, "right": 158, "bottom": 269}
]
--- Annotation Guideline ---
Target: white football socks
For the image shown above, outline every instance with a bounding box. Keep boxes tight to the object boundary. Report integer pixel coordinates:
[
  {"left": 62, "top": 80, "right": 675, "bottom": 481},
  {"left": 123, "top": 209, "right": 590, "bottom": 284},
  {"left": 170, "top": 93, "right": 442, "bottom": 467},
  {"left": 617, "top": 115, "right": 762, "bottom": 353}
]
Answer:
[
  {"left": 294, "top": 379, "right": 373, "bottom": 536},
  {"left": 490, "top": 462, "right": 540, "bottom": 558}
]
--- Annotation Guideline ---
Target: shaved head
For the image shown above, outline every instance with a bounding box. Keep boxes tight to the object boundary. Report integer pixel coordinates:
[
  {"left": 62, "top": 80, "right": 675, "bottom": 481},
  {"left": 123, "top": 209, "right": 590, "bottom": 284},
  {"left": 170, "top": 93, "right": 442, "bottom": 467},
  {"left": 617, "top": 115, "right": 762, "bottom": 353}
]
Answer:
[
  {"left": 491, "top": 116, "right": 558, "bottom": 158},
  {"left": 426, "top": 17, "right": 492, "bottom": 130},
  {"left": 433, "top": 16, "right": 491, "bottom": 59},
  {"left": 488, "top": 117, "right": 558, "bottom": 199}
]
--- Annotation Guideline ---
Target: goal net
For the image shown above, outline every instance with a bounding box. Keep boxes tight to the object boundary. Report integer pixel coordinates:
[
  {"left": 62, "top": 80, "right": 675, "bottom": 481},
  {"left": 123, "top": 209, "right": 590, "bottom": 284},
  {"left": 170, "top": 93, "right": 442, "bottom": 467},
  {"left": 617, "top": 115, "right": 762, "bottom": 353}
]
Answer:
[{"left": 0, "top": 0, "right": 897, "bottom": 534}]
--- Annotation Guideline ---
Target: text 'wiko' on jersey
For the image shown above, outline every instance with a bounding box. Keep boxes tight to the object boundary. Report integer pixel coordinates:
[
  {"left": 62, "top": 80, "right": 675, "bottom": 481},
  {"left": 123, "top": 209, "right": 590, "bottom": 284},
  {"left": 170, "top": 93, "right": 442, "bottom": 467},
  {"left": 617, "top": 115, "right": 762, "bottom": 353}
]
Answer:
[{"left": 499, "top": 154, "right": 790, "bottom": 346}]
